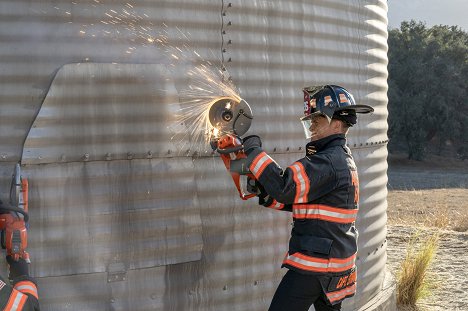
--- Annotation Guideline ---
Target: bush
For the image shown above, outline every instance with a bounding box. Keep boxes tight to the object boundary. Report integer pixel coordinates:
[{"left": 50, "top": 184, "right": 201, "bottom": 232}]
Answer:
[{"left": 396, "top": 232, "right": 439, "bottom": 307}]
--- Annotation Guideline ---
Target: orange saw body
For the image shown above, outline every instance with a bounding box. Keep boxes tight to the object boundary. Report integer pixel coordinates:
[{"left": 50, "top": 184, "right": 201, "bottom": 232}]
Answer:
[
  {"left": 0, "top": 164, "right": 30, "bottom": 262},
  {"left": 208, "top": 97, "right": 256, "bottom": 200},
  {"left": 216, "top": 133, "right": 256, "bottom": 200}
]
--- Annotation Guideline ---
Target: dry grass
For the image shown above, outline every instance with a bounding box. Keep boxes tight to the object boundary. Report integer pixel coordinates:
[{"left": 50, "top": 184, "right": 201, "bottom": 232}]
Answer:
[
  {"left": 396, "top": 232, "right": 439, "bottom": 308},
  {"left": 387, "top": 188, "right": 468, "bottom": 230},
  {"left": 454, "top": 212, "right": 468, "bottom": 232}
]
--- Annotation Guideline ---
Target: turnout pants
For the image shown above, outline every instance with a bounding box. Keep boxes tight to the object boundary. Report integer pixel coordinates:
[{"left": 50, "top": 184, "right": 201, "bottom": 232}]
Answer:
[{"left": 269, "top": 270, "right": 342, "bottom": 311}]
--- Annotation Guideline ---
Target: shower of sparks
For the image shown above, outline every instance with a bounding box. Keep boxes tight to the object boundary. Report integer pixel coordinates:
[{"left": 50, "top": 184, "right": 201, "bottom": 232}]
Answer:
[
  {"left": 48, "top": 1, "right": 242, "bottom": 154},
  {"left": 169, "top": 63, "right": 242, "bottom": 154}
]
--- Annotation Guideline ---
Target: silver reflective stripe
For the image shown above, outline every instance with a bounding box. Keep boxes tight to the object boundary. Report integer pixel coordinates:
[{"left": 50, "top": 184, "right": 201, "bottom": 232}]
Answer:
[
  {"left": 291, "top": 163, "right": 308, "bottom": 203},
  {"left": 327, "top": 284, "right": 356, "bottom": 301},
  {"left": 285, "top": 253, "right": 356, "bottom": 271},
  {"left": 15, "top": 284, "right": 38, "bottom": 295},
  {"left": 9, "top": 291, "right": 25, "bottom": 311},
  {"left": 251, "top": 153, "right": 272, "bottom": 176},
  {"left": 293, "top": 207, "right": 357, "bottom": 221},
  {"left": 329, "top": 257, "right": 356, "bottom": 269},
  {"left": 286, "top": 254, "right": 329, "bottom": 269}
]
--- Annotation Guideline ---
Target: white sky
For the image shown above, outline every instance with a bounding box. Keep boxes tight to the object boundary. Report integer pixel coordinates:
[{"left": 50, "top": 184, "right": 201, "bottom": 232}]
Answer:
[{"left": 387, "top": 0, "right": 468, "bottom": 31}]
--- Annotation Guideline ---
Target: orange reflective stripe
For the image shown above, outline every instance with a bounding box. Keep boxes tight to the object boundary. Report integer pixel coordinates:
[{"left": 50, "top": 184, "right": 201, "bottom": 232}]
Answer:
[
  {"left": 5, "top": 289, "right": 27, "bottom": 311},
  {"left": 293, "top": 204, "right": 358, "bottom": 223},
  {"left": 14, "top": 281, "right": 38, "bottom": 300},
  {"left": 326, "top": 283, "right": 356, "bottom": 303},
  {"left": 249, "top": 152, "right": 273, "bottom": 179},
  {"left": 266, "top": 199, "right": 285, "bottom": 210},
  {"left": 283, "top": 252, "right": 356, "bottom": 273},
  {"left": 290, "top": 162, "right": 309, "bottom": 203},
  {"left": 351, "top": 170, "right": 359, "bottom": 204}
]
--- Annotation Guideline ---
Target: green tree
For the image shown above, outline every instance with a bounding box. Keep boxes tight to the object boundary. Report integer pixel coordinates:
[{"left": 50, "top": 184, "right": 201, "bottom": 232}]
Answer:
[{"left": 387, "top": 21, "right": 468, "bottom": 160}]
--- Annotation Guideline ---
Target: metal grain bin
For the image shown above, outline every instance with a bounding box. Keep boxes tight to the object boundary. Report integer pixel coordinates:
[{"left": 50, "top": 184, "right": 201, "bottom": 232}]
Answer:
[{"left": 0, "top": 0, "right": 393, "bottom": 310}]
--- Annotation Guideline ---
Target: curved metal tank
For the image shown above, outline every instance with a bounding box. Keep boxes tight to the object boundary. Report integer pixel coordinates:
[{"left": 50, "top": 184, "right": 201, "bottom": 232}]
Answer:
[{"left": 0, "top": 1, "right": 393, "bottom": 310}]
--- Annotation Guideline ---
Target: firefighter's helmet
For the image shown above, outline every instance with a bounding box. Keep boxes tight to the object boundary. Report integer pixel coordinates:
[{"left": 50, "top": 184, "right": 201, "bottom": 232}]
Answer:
[
  {"left": 301, "top": 85, "right": 373, "bottom": 138},
  {"left": 302, "top": 85, "right": 373, "bottom": 121}
]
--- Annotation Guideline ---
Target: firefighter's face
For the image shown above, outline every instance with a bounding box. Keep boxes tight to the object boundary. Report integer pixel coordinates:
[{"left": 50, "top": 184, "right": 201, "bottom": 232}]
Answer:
[{"left": 309, "top": 114, "right": 339, "bottom": 141}]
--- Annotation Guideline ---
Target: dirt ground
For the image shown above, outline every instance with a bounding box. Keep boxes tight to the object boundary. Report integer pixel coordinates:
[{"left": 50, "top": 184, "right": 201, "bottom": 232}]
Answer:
[{"left": 385, "top": 153, "right": 468, "bottom": 311}]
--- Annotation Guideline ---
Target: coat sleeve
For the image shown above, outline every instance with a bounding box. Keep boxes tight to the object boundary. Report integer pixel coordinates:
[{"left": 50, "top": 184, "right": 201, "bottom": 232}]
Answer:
[
  {"left": 11, "top": 277, "right": 40, "bottom": 311},
  {"left": 247, "top": 149, "right": 335, "bottom": 205},
  {"left": 0, "top": 275, "right": 39, "bottom": 311}
]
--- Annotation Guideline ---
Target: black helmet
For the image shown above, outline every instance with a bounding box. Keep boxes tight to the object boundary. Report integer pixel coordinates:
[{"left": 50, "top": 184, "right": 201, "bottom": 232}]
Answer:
[{"left": 301, "top": 85, "right": 373, "bottom": 124}]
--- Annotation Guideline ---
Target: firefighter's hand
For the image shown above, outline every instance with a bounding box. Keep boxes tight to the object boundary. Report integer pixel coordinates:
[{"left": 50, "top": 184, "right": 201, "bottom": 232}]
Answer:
[
  {"left": 242, "top": 135, "right": 262, "bottom": 155},
  {"left": 7, "top": 255, "right": 29, "bottom": 281}
]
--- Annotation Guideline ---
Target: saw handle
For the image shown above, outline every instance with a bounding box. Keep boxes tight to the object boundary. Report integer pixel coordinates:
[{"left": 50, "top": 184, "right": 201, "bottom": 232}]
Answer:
[{"left": 217, "top": 145, "right": 243, "bottom": 154}]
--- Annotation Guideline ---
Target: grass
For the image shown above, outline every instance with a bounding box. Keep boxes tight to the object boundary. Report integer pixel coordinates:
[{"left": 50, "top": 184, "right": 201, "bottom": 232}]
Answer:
[
  {"left": 454, "top": 213, "right": 468, "bottom": 232},
  {"left": 396, "top": 232, "right": 440, "bottom": 309}
]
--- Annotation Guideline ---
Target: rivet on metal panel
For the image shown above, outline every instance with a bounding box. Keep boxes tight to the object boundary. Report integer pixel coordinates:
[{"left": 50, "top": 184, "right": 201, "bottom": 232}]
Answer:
[
  {"left": 110, "top": 298, "right": 115, "bottom": 303},
  {"left": 1, "top": 154, "right": 6, "bottom": 160},
  {"left": 273, "top": 148, "right": 277, "bottom": 152},
  {"left": 60, "top": 154, "right": 66, "bottom": 162},
  {"left": 222, "top": 12, "right": 226, "bottom": 16},
  {"left": 228, "top": 39, "right": 232, "bottom": 44},
  {"left": 222, "top": 30, "right": 226, "bottom": 35},
  {"left": 127, "top": 152, "right": 133, "bottom": 160},
  {"left": 254, "top": 281, "right": 259, "bottom": 286},
  {"left": 151, "top": 294, "right": 157, "bottom": 300},
  {"left": 147, "top": 151, "right": 153, "bottom": 158},
  {"left": 222, "top": 48, "right": 227, "bottom": 53},
  {"left": 223, "top": 285, "right": 228, "bottom": 291},
  {"left": 167, "top": 149, "right": 171, "bottom": 155},
  {"left": 228, "top": 2, "right": 232, "bottom": 7},
  {"left": 227, "top": 21, "right": 232, "bottom": 26},
  {"left": 106, "top": 153, "right": 112, "bottom": 161},
  {"left": 228, "top": 58, "right": 232, "bottom": 62},
  {"left": 354, "top": 144, "right": 357, "bottom": 147},
  {"left": 298, "top": 147, "right": 302, "bottom": 150},
  {"left": 83, "top": 153, "right": 89, "bottom": 161},
  {"left": 185, "top": 149, "right": 191, "bottom": 156},
  {"left": 38, "top": 156, "right": 43, "bottom": 160},
  {"left": 286, "top": 147, "right": 290, "bottom": 151},
  {"left": 221, "top": 66, "right": 226, "bottom": 71},
  {"left": 107, "top": 262, "right": 127, "bottom": 283}
]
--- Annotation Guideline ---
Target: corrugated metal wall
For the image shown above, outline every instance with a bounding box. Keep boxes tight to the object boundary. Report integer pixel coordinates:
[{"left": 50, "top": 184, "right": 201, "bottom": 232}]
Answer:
[{"left": 0, "top": 0, "right": 389, "bottom": 310}]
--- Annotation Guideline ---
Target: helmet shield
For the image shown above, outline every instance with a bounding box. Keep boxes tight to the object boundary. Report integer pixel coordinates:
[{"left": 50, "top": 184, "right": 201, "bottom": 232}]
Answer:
[{"left": 301, "top": 118, "right": 312, "bottom": 140}]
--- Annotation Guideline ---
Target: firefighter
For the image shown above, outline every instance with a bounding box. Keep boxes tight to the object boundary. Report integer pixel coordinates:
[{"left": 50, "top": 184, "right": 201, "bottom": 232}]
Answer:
[
  {"left": 0, "top": 200, "right": 39, "bottom": 311},
  {"left": 242, "top": 85, "right": 373, "bottom": 311}
]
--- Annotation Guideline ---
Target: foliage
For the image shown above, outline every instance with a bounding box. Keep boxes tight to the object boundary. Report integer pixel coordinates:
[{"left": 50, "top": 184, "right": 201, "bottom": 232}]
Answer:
[
  {"left": 387, "top": 21, "right": 468, "bottom": 160},
  {"left": 396, "top": 232, "right": 439, "bottom": 307}
]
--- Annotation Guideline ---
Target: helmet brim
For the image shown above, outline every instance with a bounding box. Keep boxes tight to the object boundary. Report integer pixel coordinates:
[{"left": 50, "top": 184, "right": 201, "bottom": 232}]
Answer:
[
  {"left": 301, "top": 104, "right": 373, "bottom": 121},
  {"left": 335, "top": 104, "right": 374, "bottom": 114}
]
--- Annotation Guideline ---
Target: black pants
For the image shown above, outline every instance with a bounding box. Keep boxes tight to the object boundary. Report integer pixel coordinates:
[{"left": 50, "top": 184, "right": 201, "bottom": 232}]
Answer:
[{"left": 268, "top": 270, "right": 342, "bottom": 311}]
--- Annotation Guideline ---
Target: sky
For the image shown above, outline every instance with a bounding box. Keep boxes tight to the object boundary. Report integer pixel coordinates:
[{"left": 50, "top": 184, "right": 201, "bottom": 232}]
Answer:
[{"left": 387, "top": 0, "right": 467, "bottom": 31}]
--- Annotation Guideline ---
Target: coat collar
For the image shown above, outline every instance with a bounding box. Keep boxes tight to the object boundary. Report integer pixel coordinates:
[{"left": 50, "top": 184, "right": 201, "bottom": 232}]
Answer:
[{"left": 306, "top": 134, "right": 346, "bottom": 156}]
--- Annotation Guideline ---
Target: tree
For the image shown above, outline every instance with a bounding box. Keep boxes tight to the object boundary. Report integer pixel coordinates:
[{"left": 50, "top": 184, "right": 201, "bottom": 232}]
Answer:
[{"left": 387, "top": 21, "right": 468, "bottom": 160}]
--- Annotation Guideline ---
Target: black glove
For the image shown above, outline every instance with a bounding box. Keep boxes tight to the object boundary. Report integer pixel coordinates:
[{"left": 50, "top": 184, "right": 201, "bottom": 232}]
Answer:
[
  {"left": 242, "top": 135, "right": 262, "bottom": 155},
  {"left": 7, "top": 256, "right": 29, "bottom": 282}
]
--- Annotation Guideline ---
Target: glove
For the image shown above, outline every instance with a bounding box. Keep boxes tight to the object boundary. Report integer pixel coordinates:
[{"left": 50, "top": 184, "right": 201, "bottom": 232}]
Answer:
[
  {"left": 242, "top": 135, "right": 262, "bottom": 155},
  {"left": 247, "top": 178, "right": 273, "bottom": 206},
  {"left": 7, "top": 256, "right": 29, "bottom": 282}
]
